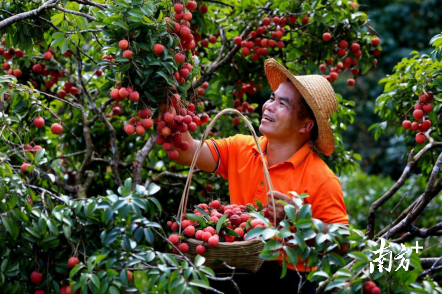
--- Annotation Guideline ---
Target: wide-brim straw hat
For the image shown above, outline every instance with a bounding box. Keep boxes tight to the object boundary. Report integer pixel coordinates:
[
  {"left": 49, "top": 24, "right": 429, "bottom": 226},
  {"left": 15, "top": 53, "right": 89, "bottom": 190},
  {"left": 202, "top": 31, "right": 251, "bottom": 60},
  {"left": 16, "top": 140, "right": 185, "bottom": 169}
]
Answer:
[{"left": 264, "top": 58, "right": 337, "bottom": 156}]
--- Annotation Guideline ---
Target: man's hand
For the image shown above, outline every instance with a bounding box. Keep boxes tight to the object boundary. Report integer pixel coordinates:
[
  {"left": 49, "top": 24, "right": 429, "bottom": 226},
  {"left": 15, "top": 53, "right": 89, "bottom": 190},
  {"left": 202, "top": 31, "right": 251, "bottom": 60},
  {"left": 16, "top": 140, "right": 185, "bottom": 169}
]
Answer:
[{"left": 266, "top": 190, "right": 298, "bottom": 224}]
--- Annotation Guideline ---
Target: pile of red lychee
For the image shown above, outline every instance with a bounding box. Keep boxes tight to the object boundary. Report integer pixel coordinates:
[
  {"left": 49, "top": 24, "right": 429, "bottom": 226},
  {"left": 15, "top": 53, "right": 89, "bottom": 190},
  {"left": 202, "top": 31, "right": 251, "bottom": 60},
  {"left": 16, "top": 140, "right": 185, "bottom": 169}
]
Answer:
[
  {"left": 167, "top": 200, "right": 269, "bottom": 255},
  {"left": 402, "top": 92, "right": 434, "bottom": 144}
]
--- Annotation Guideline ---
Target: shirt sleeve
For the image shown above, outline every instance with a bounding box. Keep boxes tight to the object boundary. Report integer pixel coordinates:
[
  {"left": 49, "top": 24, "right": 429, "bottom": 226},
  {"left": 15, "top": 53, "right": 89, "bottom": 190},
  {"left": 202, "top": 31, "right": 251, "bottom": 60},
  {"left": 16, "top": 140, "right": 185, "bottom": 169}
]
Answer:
[
  {"left": 308, "top": 177, "right": 349, "bottom": 225},
  {"left": 204, "top": 136, "right": 235, "bottom": 180}
]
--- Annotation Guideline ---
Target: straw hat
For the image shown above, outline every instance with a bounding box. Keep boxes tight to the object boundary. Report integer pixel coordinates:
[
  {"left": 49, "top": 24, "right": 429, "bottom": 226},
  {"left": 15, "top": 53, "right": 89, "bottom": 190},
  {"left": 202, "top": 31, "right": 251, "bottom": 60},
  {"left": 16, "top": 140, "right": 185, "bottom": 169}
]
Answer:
[{"left": 264, "top": 58, "right": 337, "bottom": 156}]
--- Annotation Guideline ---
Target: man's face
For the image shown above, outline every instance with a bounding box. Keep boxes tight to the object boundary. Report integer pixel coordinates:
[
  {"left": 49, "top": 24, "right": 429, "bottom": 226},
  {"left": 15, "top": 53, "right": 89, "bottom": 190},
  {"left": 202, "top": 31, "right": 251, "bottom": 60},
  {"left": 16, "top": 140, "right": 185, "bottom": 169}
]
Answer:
[{"left": 259, "top": 80, "right": 308, "bottom": 141}]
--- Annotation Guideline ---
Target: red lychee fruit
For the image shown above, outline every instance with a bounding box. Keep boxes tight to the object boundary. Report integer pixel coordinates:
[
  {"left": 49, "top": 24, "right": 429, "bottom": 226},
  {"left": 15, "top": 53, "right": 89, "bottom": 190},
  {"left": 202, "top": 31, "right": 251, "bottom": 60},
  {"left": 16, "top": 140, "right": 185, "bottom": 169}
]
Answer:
[
  {"left": 34, "top": 117, "right": 45, "bottom": 128},
  {"left": 208, "top": 235, "right": 219, "bottom": 247},
  {"left": 184, "top": 225, "right": 196, "bottom": 237},
  {"left": 413, "top": 109, "right": 424, "bottom": 121},
  {"left": 51, "top": 123, "right": 63, "bottom": 134},
  {"left": 124, "top": 124, "right": 135, "bottom": 135},
  {"left": 186, "top": 1, "right": 197, "bottom": 11},
  {"left": 196, "top": 245, "right": 206, "bottom": 255},
  {"left": 179, "top": 242, "right": 189, "bottom": 253},
  {"left": 43, "top": 52, "right": 52, "bottom": 60},
  {"left": 323, "top": 33, "right": 332, "bottom": 41},
  {"left": 118, "top": 40, "right": 129, "bottom": 50},
  {"left": 402, "top": 120, "right": 411, "bottom": 130},
  {"left": 168, "top": 234, "right": 179, "bottom": 245},
  {"left": 347, "top": 79, "right": 355, "bottom": 86},
  {"left": 67, "top": 257, "right": 80, "bottom": 268},
  {"left": 129, "top": 91, "right": 140, "bottom": 102},
  {"left": 415, "top": 133, "right": 426, "bottom": 144},
  {"left": 30, "top": 271, "right": 43, "bottom": 284},
  {"left": 154, "top": 44, "right": 164, "bottom": 54},
  {"left": 123, "top": 50, "right": 133, "bottom": 59},
  {"left": 371, "top": 37, "right": 380, "bottom": 46}
]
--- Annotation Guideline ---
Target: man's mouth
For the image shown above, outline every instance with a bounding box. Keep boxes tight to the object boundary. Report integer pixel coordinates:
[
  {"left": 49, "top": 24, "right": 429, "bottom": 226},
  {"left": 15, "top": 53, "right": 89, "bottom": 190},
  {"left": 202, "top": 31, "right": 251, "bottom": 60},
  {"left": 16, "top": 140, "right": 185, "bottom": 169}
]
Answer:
[{"left": 262, "top": 114, "right": 275, "bottom": 122}]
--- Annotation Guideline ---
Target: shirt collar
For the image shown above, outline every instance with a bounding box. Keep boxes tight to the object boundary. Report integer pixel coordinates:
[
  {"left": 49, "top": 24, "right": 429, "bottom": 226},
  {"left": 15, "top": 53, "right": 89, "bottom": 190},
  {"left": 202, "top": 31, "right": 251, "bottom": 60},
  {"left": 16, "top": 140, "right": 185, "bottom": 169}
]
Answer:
[{"left": 252, "top": 137, "right": 312, "bottom": 169}]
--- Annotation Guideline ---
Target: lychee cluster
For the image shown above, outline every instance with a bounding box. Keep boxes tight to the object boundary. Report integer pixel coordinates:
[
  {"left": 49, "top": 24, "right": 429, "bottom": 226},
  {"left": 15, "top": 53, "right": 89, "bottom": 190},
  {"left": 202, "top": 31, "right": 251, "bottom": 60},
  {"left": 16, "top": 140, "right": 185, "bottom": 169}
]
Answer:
[
  {"left": 123, "top": 108, "right": 153, "bottom": 136},
  {"left": 1, "top": 39, "right": 25, "bottom": 78},
  {"left": 154, "top": 95, "right": 209, "bottom": 160},
  {"left": 232, "top": 15, "right": 290, "bottom": 60},
  {"left": 319, "top": 36, "right": 381, "bottom": 86},
  {"left": 402, "top": 92, "right": 434, "bottom": 144},
  {"left": 167, "top": 200, "right": 269, "bottom": 255},
  {"left": 363, "top": 281, "right": 380, "bottom": 294}
]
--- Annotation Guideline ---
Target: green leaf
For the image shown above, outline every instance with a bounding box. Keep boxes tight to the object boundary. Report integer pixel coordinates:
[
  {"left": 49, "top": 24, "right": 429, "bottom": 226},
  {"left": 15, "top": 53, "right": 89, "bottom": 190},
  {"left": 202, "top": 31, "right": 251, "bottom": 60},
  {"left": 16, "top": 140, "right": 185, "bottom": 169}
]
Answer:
[
  {"left": 223, "top": 227, "right": 240, "bottom": 237},
  {"left": 63, "top": 224, "right": 71, "bottom": 239},
  {"left": 264, "top": 240, "right": 282, "bottom": 251},
  {"left": 249, "top": 212, "right": 270, "bottom": 226},
  {"left": 307, "top": 270, "right": 330, "bottom": 281},
  {"left": 194, "top": 206, "right": 210, "bottom": 219},
  {"left": 284, "top": 205, "right": 297, "bottom": 223},
  {"left": 189, "top": 279, "right": 210, "bottom": 289},
  {"left": 147, "top": 182, "right": 161, "bottom": 195},
  {"left": 283, "top": 246, "right": 299, "bottom": 265},
  {"left": 216, "top": 214, "right": 228, "bottom": 233},
  {"left": 194, "top": 255, "right": 205, "bottom": 267},
  {"left": 347, "top": 251, "right": 369, "bottom": 262},
  {"left": 115, "top": 21, "right": 129, "bottom": 31},
  {"left": 184, "top": 213, "right": 205, "bottom": 224},
  {"left": 90, "top": 273, "right": 100, "bottom": 289},
  {"left": 35, "top": 148, "right": 45, "bottom": 164},
  {"left": 245, "top": 227, "right": 265, "bottom": 240},
  {"left": 325, "top": 279, "right": 347, "bottom": 291},
  {"left": 298, "top": 204, "right": 312, "bottom": 219},
  {"left": 1, "top": 216, "right": 19, "bottom": 239},
  {"left": 69, "top": 263, "right": 84, "bottom": 279},
  {"left": 51, "top": 13, "right": 64, "bottom": 26},
  {"left": 61, "top": 38, "right": 69, "bottom": 54}
]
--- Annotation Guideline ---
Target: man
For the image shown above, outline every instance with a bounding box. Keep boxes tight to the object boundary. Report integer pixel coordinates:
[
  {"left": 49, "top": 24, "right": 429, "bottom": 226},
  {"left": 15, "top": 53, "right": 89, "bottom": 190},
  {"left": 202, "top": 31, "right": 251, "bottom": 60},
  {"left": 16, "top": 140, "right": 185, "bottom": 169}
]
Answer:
[{"left": 174, "top": 58, "right": 349, "bottom": 293}]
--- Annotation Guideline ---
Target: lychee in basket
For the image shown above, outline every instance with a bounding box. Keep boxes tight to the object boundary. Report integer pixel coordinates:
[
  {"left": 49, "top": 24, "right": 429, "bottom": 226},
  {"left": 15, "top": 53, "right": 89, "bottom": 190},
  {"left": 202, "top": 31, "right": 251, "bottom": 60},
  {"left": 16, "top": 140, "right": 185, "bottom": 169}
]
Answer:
[{"left": 172, "top": 108, "right": 277, "bottom": 273}]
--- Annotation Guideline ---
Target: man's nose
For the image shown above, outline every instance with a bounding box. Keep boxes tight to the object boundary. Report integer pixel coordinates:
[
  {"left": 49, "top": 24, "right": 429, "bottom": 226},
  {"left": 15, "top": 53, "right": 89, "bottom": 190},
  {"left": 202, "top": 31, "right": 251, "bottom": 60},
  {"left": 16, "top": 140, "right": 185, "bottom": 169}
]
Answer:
[{"left": 264, "top": 100, "right": 276, "bottom": 112}]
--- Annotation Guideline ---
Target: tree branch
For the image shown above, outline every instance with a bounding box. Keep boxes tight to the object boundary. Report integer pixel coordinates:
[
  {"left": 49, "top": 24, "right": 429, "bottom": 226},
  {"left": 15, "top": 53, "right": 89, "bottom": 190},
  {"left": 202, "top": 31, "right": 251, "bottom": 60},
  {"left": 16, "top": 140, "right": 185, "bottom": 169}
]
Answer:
[
  {"left": 391, "top": 223, "right": 442, "bottom": 244},
  {"left": 88, "top": 98, "right": 113, "bottom": 126},
  {"left": 199, "top": 0, "right": 235, "bottom": 8},
  {"left": 133, "top": 134, "right": 157, "bottom": 187},
  {"left": 33, "top": 89, "right": 83, "bottom": 110},
  {"left": 54, "top": 5, "right": 97, "bottom": 22},
  {"left": 0, "top": 9, "right": 48, "bottom": 28},
  {"left": 420, "top": 257, "right": 442, "bottom": 277},
  {"left": 380, "top": 153, "right": 442, "bottom": 239},
  {"left": 0, "top": 93, "right": 4, "bottom": 113},
  {"left": 366, "top": 142, "right": 441, "bottom": 239},
  {"left": 22, "top": 183, "right": 66, "bottom": 203},
  {"left": 0, "top": 0, "right": 60, "bottom": 30},
  {"left": 71, "top": 0, "right": 107, "bottom": 10}
]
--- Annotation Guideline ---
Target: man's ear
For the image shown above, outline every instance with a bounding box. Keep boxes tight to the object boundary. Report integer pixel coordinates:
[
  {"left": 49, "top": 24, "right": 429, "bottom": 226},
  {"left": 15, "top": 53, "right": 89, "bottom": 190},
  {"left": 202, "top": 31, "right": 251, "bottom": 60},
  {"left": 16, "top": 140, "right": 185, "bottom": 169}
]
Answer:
[{"left": 300, "top": 119, "right": 314, "bottom": 134}]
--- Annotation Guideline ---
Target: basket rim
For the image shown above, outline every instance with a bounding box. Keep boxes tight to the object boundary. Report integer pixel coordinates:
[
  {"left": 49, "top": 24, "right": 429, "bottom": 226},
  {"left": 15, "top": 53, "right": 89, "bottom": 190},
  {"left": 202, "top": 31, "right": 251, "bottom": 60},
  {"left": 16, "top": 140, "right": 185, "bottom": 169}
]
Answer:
[{"left": 186, "top": 237, "right": 264, "bottom": 246}]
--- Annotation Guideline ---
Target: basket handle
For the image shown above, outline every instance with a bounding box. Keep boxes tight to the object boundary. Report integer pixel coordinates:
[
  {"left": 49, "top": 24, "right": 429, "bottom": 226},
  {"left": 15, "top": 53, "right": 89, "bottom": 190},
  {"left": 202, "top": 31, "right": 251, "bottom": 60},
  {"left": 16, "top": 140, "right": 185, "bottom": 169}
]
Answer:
[{"left": 177, "top": 108, "right": 276, "bottom": 235}]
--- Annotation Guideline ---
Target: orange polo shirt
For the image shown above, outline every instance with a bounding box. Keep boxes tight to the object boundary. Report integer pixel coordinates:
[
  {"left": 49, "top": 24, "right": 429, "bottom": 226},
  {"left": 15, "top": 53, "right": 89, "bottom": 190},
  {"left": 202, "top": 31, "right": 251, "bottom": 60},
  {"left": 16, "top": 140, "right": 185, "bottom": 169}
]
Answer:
[{"left": 205, "top": 134, "right": 348, "bottom": 272}]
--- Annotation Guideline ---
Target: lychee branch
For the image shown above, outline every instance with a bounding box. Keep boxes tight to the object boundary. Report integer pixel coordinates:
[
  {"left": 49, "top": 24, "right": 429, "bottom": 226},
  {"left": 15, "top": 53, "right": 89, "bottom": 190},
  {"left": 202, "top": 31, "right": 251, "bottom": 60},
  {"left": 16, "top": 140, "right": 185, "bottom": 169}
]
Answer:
[
  {"left": 0, "top": 9, "right": 48, "bottom": 29},
  {"left": 420, "top": 257, "right": 442, "bottom": 277},
  {"left": 0, "top": 93, "right": 4, "bottom": 113},
  {"left": 22, "top": 183, "right": 66, "bottom": 203},
  {"left": 391, "top": 222, "right": 442, "bottom": 244},
  {"left": 99, "top": 112, "right": 122, "bottom": 186},
  {"left": 366, "top": 141, "right": 441, "bottom": 239},
  {"left": 33, "top": 89, "right": 83, "bottom": 110},
  {"left": 380, "top": 153, "right": 442, "bottom": 239},
  {"left": 0, "top": 0, "right": 60, "bottom": 30},
  {"left": 133, "top": 134, "right": 156, "bottom": 187},
  {"left": 33, "top": 168, "right": 77, "bottom": 194},
  {"left": 53, "top": 6, "right": 97, "bottom": 22},
  {"left": 199, "top": 0, "right": 235, "bottom": 9},
  {"left": 72, "top": 0, "right": 108, "bottom": 10},
  {"left": 88, "top": 98, "right": 114, "bottom": 126}
]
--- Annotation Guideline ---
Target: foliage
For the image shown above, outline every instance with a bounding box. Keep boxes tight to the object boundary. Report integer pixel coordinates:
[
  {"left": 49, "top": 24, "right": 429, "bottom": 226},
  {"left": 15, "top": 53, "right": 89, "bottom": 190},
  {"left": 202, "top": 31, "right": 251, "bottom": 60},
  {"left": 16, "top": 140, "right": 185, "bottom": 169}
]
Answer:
[
  {"left": 250, "top": 195, "right": 441, "bottom": 294},
  {"left": 0, "top": 0, "right": 440, "bottom": 293},
  {"left": 370, "top": 34, "right": 442, "bottom": 174}
]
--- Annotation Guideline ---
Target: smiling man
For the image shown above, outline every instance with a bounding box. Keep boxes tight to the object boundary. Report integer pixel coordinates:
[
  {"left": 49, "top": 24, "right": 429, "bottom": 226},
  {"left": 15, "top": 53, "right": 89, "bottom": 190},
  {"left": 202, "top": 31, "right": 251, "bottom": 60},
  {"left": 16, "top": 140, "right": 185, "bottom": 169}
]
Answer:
[{"left": 173, "top": 58, "right": 348, "bottom": 294}]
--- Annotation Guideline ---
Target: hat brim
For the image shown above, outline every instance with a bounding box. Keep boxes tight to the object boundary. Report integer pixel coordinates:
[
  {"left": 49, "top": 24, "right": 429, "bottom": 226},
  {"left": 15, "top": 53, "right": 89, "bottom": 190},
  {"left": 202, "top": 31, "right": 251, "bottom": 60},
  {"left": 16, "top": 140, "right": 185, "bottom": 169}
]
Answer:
[{"left": 264, "top": 58, "right": 336, "bottom": 156}]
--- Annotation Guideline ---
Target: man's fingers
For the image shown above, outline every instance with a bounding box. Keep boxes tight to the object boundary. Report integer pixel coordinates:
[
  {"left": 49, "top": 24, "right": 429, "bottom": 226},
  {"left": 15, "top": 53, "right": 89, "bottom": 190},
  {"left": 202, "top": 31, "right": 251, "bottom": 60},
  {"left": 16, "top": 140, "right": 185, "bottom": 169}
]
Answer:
[{"left": 267, "top": 190, "right": 288, "bottom": 199}]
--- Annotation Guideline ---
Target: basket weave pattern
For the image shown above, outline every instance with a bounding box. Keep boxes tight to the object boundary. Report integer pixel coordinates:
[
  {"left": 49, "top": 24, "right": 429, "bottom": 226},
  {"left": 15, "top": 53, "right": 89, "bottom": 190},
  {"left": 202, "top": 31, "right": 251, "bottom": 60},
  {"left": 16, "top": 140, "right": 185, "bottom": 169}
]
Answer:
[{"left": 185, "top": 238, "right": 264, "bottom": 273}]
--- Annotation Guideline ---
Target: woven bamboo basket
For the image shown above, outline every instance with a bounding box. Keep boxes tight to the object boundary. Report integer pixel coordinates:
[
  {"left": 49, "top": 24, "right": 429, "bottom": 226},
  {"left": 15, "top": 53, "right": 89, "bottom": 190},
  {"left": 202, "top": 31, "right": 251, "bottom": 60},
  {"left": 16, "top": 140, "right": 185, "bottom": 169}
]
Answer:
[{"left": 176, "top": 108, "right": 277, "bottom": 273}]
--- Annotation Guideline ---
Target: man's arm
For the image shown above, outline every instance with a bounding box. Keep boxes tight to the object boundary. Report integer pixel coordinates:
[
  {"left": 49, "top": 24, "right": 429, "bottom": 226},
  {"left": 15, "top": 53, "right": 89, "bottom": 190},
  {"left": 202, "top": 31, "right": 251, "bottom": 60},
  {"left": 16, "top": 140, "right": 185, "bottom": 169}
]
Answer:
[{"left": 173, "top": 131, "right": 218, "bottom": 172}]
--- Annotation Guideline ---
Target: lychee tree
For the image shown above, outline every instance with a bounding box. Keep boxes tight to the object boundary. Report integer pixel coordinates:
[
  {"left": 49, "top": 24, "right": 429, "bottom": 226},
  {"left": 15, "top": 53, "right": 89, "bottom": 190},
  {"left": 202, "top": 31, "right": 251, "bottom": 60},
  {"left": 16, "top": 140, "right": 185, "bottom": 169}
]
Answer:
[{"left": 0, "top": 0, "right": 440, "bottom": 294}]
